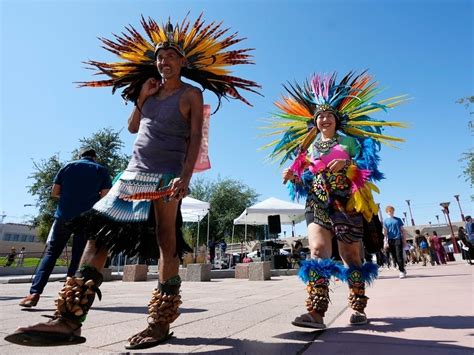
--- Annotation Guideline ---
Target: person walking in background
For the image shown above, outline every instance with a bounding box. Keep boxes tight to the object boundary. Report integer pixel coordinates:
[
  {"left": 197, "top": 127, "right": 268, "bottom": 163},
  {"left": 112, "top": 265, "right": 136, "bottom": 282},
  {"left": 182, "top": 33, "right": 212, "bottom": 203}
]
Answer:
[
  {"left": 220, "top": 239, "right": 227, "bottom": 254},
  {"left": 426, "top": 232, "right": 439, "bottom": 265},
  {"left": 18, "top": 148, "right": 112, "bottom": 308},
  {"left": 208, "top": 239, "right": 216, "bottom": 265},
  {"left": 430, "top": 231, "right": 447, "bottom": 264},
  {"left": 414, "top": 229, "right": 429, "bottom": 266},
  {"left": 383, "top": 206, "right": 407, "bottom": 279},
  {"left": 458, "top": 226, "right": 473, "bottom": 265},
  {"left": 4, "top": 247, "right": 16, "bottom": 267},
  {"left": 16, "top": 247, "right": 26, "bottom": 268},
  {"left": 465, "top": 216, "right": 474, "bottom": 243}
]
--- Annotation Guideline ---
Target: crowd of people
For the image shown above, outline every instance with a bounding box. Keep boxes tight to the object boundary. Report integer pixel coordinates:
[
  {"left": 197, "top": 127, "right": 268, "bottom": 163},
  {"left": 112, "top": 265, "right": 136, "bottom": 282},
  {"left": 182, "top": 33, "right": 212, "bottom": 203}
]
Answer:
[{"left": 376, "top": 216, "right": 474, "bottom": 269}]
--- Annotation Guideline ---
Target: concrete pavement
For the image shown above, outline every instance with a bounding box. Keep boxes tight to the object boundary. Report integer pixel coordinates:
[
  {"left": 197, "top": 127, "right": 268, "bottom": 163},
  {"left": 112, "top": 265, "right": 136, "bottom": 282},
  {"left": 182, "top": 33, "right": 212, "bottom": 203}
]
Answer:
[{"left": 0, "top": 261, "right": 472, "bottom": 354}]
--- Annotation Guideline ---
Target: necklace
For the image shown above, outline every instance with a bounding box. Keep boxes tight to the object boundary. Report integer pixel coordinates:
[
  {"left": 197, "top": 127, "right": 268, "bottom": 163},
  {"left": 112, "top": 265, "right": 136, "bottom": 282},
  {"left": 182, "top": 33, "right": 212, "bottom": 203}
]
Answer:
[{"left": 314, "top": 134, "right": 339, "bottom": 154}]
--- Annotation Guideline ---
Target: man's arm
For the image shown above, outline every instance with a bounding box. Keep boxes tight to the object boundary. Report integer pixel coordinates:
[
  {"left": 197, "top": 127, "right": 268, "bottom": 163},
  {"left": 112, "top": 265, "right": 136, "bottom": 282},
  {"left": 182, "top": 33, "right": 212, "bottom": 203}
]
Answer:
[
  {"left": 128, "top": 106, "right": 142, "bottom": 133},
  {"left": 51, "top": 184, "right": 61, "bottom": 198},
  {"left": 129, "top": 78, "right": 162, "bottom": 133}
]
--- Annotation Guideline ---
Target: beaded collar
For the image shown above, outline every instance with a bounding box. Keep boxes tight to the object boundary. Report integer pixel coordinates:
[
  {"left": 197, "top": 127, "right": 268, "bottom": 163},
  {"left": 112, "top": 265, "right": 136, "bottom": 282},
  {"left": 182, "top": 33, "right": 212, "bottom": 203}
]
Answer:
[{"left": 314, "top": 134, "right": 339, "bottom": 154}]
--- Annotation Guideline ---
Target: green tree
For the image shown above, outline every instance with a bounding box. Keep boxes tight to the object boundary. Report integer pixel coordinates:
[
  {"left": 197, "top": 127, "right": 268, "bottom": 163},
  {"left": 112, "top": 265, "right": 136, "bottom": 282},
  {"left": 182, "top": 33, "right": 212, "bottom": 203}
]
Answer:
[
  {"left": 71, "top": 127, "right": 130, "bottom": 179},
  {"left": 456, "top": 96, "right": 473, "bottom": 198},
  {"left": 28, "top": 128, "right": 129, "bottom": 241},
  {"left": 185, "top": 177, "right": 261, "bottom": 248},
  {"left": 28, "top": 154, "right": 63, "bottom": 241}
]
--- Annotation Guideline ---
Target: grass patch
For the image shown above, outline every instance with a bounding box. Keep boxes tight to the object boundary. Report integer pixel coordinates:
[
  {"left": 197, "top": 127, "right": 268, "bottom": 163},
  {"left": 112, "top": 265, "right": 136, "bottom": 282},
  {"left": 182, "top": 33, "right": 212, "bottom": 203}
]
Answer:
[{"left": 0, "top": 257, "right": 68, "bottom": 268}]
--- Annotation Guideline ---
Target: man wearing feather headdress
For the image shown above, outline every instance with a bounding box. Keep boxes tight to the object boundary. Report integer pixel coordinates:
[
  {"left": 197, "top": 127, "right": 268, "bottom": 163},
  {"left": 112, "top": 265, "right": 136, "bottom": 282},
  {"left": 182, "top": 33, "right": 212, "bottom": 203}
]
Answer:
[
  {"left": 6, "top": 14, "right": 260, "bottom": 349},
  {"left": 265, "top": 71, "right": 406, "bottom": 328}
]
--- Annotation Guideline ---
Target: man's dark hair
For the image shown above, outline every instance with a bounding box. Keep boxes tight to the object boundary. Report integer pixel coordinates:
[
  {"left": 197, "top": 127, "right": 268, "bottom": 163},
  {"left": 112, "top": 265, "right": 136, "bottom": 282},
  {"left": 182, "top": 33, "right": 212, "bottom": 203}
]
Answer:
[
  {"left": 79, "top": 148, "right": 97, "bottom": 158},
  {"left": 415, "top": 229, "right": 420, "bottom": 234}
]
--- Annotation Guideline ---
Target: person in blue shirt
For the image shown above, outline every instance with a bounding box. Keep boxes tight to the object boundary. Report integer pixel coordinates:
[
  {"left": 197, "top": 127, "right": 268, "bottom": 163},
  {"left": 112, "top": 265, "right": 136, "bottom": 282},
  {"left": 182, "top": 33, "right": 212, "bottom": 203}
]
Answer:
[
  {"left": 465, "top": 216, "right": 474, "bottom": 243},
  {"left": 383, "top": 205, "right": 407, "bottom": 278},
  {"left": 18, "top": 148, "right": 111, "bottom": 308}
]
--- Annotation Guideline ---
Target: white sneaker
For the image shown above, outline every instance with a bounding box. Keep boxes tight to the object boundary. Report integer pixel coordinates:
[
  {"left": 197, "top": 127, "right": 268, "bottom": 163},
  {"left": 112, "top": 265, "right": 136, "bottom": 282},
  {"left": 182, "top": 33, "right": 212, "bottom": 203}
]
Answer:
[{"left": 399, "top": 272, "right": 406, "bottom": 279}]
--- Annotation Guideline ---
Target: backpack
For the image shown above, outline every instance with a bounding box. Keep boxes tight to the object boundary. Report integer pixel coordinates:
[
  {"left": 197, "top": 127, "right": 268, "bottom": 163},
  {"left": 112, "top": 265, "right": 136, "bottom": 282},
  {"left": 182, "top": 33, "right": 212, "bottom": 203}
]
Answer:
[{"left": 420, "top": 241, "right": 428, "bottom": 249}]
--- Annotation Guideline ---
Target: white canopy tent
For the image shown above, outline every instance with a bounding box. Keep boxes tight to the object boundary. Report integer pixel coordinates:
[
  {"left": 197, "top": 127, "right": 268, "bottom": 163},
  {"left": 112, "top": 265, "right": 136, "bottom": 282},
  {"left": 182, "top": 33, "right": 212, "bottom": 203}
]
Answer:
[
  {"left": 232, "top": 197, "right": 305, "bottom": 242},
  {"left": 181, "top": 197, "right": 211, "bottom": 254},
  {"left": 181, "top": 197, "right": 210, "bottom": 223}
]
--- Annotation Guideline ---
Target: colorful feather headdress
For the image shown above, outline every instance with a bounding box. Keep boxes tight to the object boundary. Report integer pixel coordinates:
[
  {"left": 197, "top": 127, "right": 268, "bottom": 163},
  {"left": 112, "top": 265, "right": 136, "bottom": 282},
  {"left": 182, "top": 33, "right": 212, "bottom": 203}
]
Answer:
[
  {"left": 263, "top": 71, "right": 407, "bottom": 165},
  {"left": 77, "top": 13, "right": 261, "bottom": 109}
]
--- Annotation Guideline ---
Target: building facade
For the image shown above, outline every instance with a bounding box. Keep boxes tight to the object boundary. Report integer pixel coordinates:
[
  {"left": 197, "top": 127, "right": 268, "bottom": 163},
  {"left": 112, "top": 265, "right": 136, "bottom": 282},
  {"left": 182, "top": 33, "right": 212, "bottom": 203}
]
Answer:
[{"left": 0, "top": 223, "right": 45, "bottom": 255}]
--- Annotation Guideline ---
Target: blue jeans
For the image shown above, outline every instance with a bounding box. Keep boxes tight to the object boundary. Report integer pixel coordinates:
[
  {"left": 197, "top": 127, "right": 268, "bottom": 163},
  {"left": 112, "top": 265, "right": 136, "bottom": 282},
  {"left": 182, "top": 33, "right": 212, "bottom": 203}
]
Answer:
[{"left": 30, "top": 219, "right": 88, "bottom": 295}]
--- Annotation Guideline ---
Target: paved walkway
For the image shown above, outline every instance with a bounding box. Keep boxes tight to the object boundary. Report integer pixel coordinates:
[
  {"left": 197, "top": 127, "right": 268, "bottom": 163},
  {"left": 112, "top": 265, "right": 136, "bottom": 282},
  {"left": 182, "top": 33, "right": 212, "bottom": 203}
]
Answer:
[{"left": 0, "top": 261, "right": 472, "bottom": 354}]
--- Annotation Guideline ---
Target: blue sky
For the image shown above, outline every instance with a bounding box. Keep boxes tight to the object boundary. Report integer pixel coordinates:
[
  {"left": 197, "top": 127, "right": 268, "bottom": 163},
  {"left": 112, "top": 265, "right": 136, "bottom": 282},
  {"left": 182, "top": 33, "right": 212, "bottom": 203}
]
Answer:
[{"left": 1, "top": 0, "right": 472, "bottom": 237}]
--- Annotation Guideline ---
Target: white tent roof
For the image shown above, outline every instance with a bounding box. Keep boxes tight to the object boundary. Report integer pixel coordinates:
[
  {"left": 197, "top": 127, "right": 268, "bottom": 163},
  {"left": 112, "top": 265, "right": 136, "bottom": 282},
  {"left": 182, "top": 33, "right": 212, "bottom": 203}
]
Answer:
[
  {"left": 233, "top": 197, "right": 305, "bottom": 225},
  {"left": 181, "top": 197, "right": 210, "bottom": 222}
]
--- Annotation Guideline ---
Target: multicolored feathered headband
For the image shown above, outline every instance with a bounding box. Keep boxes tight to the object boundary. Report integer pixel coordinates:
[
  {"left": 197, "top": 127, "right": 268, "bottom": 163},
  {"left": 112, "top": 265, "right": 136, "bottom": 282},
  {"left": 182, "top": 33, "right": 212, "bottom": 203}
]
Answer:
[
  {"left": 262, "top": 71, "right": 408, "bottom": 164},
  {"left": 77, "top": 13, "right": 261, "bottom": 109}
]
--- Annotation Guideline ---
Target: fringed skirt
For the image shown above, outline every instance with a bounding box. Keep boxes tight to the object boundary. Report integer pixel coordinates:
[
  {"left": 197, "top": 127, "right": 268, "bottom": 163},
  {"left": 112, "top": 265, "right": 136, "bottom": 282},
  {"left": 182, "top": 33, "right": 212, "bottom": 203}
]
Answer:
[
  {"left": 68, "top": 171, "right": 192, "bottom": 260},
  {"left": 305, "top": 170, "right": 363, "bottom": 244}
]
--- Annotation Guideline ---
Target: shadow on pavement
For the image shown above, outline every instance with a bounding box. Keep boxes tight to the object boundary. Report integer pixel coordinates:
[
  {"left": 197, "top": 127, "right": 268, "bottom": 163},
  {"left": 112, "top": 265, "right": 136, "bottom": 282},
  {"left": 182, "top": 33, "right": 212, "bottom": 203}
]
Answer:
[
  {"left": 162, "top": 336, "right": 308, "bottom": 354},
  {"left": 307, "top": 328, "right": 471, "bottom": 354},
  {"left": 20, "top": 306, "right": 208, "bottom": 315},
  {"left": 92, "top": 306, "right": 207, "bottom": 314},
  {"left": 378, "top": 273, "right": 469, "bottom": 280},
  {"left": 271, "top": 315, "right": 474, "bottom": 354},
  {"left": 365, "top": 315, "right": 474, "bottom": 331}
]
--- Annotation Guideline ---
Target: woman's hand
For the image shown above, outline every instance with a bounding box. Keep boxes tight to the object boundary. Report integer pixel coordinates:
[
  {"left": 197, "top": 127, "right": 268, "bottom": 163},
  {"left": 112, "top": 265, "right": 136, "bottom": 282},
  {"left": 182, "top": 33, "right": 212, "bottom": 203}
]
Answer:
[
  {"left": 327, "top": 159, "right": 349, "bottom": 173},
  {"left": 138, "top": 78, "right": 162, "bottom": 104},
  {"left": 170, "top": 176, "right": 190, "bottom": 200}
]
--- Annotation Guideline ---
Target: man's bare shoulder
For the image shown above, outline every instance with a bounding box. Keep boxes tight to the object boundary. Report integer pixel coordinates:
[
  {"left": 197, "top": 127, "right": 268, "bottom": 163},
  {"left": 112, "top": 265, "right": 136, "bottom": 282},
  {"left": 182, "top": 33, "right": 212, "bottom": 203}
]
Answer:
[{"left": 183, "top": 84, "right": 203, "bottom": 99}]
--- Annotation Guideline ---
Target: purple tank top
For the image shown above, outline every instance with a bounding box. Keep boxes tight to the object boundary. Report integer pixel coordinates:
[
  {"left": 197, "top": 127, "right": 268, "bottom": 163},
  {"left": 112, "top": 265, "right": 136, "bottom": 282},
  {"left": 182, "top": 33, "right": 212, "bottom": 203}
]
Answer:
[{"left": 127, "top": 86, "right": 190, "bottom": 174}]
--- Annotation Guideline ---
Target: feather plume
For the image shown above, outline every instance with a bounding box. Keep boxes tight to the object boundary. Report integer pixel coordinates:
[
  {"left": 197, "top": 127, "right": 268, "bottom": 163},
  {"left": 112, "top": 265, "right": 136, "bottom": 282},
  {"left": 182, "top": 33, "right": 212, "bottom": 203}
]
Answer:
[{"left": 77, "top": 13, "right": 261, "bottom": 108}]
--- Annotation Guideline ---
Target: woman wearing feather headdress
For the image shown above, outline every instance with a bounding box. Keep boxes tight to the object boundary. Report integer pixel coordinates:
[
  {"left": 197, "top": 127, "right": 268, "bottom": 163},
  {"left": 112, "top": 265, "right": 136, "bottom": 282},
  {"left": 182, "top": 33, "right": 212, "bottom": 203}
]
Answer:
[
  {"left": 6, "top": 14, "right": 260, "bottom": 349},
  {"left": 265, "top": 71, "right": 406, "bottom": 328}
]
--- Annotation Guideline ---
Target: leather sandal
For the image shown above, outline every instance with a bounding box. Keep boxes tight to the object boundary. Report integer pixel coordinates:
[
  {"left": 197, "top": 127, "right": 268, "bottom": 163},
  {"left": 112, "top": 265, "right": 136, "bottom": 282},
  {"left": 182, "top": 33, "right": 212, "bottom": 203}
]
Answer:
[
  {"left": 292, "top": 313, "right": 326, "bottom": 329},
  {"left": 349, "top": 311, "right": 368, "bottom": 325},
  {"left": 4, "top": 318, "right": 85, "bottom": 346},
  {"left": 125, "top": 324, "right": 173, "bottom": 350}
]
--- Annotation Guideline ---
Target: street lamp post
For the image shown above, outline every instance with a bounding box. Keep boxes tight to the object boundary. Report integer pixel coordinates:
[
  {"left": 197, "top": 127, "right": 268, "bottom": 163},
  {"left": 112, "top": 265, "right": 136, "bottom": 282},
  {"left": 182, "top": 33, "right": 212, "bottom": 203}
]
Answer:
[
  {"left": 440, "top": 202, "right": 459, "bottom": 253},
  {"left": 435, "top": 215, "right": 440, "bottom": 225},
  {"left": 441, "top": 209, "right": 448, "bottom": 225},
  {"left": 405, "top": 199, "right": 415, "bottom": 226},
  {"left": 454, "top": 195, "right": 465, "bottom": 222}
]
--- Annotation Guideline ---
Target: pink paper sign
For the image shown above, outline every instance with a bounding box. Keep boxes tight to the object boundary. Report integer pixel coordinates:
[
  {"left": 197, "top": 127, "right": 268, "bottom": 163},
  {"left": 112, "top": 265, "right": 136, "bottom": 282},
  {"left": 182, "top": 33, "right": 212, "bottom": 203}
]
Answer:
[{"left": 194, "top": 104, "right": 211, "bottom": 172}]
